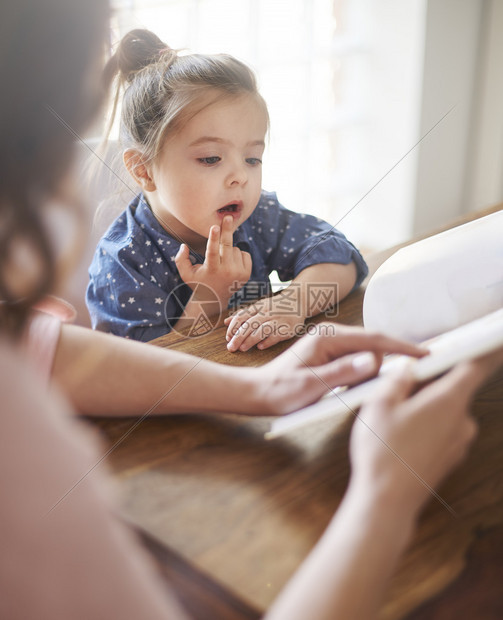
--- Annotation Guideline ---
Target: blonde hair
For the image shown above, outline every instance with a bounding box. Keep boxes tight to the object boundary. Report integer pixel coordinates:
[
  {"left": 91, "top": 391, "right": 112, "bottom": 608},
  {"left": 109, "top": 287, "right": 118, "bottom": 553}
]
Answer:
[{"left": 104, "top": 29, "right": 269, "bottom": 164}]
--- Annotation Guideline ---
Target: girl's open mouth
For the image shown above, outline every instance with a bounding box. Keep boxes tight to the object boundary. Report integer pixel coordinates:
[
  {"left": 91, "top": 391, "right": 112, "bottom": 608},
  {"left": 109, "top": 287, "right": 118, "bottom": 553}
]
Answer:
[{"left": 217, "top": 201, "right": 243, "bottom": 219}]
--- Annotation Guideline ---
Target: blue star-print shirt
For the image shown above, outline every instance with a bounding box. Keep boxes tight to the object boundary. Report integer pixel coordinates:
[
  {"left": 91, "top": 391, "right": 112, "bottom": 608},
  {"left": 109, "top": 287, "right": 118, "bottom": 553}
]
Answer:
[{"left": 86, "top": 190, "right": 368, "bottom": 342}]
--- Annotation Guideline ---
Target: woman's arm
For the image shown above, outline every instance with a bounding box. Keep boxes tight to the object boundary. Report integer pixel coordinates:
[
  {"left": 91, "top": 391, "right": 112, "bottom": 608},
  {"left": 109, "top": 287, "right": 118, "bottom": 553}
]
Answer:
[
  {"left": 265, "top": 477, "right": 414, "bottom": 620},
  {"left": 1, "top": 345, "right": 188, "bottom": 620},
  {"left": 52, "top": 323, "right": 426, "bottom": 417},
  {"left": 264, "top": 352, "right": 502, "bottom": 620},
  {"left": 11, "top": 333, "right": 500, "bottom": 620}
]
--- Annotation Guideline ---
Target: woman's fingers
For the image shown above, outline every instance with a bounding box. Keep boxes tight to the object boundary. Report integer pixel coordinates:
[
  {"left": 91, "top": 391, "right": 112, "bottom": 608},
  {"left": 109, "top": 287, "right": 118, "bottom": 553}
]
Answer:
[
  {"left": 289, "top": 324, "right": 428, "bottom": 366},
  {"left": 319, "top": 351, "right": 383, "bottom": 389},
  {"left": 348, "top": 363, "right": 481, "bottom": 511},
  {"left": 324, "top": 328, "right": 428, "bottom": 359},
  {"left": 365, "top": 363, "right": 416, "bottom": 410},
  {"left": 405, "top": 353, "right": 502, "bottom": 422},
  {"left": 448, "top": 349, "right": 503, "bottom": 396}
]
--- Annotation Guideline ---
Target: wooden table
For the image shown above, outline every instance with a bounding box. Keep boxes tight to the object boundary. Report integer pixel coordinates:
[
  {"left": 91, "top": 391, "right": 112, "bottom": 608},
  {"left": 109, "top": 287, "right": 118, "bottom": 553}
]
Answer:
[{"left": 94, "top": 205, "right": 503, "bottom": 619}]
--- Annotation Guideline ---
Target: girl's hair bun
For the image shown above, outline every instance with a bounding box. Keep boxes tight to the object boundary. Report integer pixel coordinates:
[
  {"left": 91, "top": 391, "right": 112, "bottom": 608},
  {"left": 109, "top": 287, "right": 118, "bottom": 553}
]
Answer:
[
  {"left": 106, "top": 28, "right": 172, "bottom": 85},
  {"left": 102, "top": 27, "right": 266, "bottom": 173}
]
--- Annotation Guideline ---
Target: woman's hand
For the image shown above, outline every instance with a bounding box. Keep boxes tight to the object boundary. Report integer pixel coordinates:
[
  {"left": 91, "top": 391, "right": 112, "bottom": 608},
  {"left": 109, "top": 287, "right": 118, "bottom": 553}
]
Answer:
[
  {"left": 263, "top": 349, "right": 502, "bottom": 620},
  {"left": 349, "top": 349, "right": 503, "bottom": 519},
  {"left": 251, "top": 324, "right": 428, "bottom": 415}
]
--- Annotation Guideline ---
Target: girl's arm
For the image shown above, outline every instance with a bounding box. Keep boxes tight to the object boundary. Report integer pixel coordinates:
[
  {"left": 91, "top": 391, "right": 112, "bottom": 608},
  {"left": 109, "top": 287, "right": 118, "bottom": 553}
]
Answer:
[
  {"left": 224, "top": 192, "right": 367, "bottom": 352},
  {"left": 52, "top": 323, "right": 426, "bottom": 417},
  {"left": 290, "top": 261, "right": 358, "bottom": 316},
  {"left": 225, "top": 262, "right": 358, "bottom": 352}
]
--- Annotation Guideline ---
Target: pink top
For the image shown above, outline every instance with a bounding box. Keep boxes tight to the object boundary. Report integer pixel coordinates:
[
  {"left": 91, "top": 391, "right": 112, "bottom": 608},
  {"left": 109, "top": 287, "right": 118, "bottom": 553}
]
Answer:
[
  {"left": 1, "top": 298, "right": 188, "bottom": 619},
  {"left": 22, "top": 311, "right": 62, "bottom": 384},
  {"left": 22, "top": 295, "right": 78, "bottom": 384}
]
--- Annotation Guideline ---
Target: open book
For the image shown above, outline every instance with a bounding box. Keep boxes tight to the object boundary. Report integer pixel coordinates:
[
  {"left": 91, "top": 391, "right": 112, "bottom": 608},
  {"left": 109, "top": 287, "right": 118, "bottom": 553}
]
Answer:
[
  {"left": 266, "top": 307, "right": 503, "bottom": 439},
  {"left": 266, "top": 210, "right": 503, "bottom": 439}
]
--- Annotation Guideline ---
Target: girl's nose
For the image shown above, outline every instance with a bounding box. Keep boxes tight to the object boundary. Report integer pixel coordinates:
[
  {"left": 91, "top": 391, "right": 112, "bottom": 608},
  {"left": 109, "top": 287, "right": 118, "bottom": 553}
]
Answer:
[{"left": 226, "top": 160, "right": 248, "bottom": 187}]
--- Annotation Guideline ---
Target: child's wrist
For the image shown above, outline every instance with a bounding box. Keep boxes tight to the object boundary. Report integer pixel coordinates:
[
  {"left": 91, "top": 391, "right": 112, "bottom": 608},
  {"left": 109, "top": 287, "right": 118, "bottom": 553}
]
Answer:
[
  {"left": 277, "top": 286, "right": 307, "bottom": 323},
  {"left": 189, "top": 280, "right": 229, "bottom": 307}
]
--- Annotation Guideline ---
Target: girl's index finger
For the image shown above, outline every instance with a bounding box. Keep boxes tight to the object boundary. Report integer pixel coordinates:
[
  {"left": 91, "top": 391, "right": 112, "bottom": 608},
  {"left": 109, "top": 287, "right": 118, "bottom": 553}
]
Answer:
[
  {"left": 204, "top": 225, "right": 221, "bottom": 267},
  {"left": 219, "top": 215, "right": 234, "bottom": 261}
]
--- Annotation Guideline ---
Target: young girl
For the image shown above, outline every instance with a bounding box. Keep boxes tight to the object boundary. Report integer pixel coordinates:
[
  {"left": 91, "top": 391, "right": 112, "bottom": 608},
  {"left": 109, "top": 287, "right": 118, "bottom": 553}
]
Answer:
[
  {"left": 4, "top": 3, "right": 502, "bottom": 618},
  {"left": 86, "top": 29, "right": 368, "bottom": 347}
]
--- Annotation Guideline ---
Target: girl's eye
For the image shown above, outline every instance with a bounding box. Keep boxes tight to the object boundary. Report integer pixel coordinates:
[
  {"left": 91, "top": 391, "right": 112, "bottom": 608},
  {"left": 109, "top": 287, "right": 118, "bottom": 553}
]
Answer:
[
  {"left": 198, "top": 156, "right": 221, "bottom": 165},
  {"left": 246, "top": 158, "right": 262, "bottom": 166}
]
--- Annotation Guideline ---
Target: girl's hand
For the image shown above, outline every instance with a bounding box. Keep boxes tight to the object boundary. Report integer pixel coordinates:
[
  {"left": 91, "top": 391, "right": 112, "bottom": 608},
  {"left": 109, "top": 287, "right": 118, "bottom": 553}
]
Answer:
[
  {"left": 175, "top": 215, "right": 252, "bottom": 307},
  {"left": 349, "top": 349, "right": 503, "bottom": 519},
  {"left": 225, "top": 287, "right": 306, "bottom": 352}
]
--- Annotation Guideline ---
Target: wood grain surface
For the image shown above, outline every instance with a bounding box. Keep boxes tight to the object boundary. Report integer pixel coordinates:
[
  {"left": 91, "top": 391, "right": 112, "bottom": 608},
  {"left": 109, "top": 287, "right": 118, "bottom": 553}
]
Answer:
[{"left": 92, "top": 204, "right": 503, "bottom": 619}]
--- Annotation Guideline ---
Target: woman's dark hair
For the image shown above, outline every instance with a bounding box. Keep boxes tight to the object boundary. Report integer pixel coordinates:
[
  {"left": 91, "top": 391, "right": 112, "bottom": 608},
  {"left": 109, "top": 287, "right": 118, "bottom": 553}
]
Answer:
[{"left": 0, "top": 0, "right": 108, "bottom": 336}]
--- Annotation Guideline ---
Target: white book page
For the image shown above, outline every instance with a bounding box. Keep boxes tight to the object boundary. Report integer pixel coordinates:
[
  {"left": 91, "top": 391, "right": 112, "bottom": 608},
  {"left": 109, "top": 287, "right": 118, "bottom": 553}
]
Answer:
[{"left": 266, "top": 308, "right": 503, "bottom": 439}]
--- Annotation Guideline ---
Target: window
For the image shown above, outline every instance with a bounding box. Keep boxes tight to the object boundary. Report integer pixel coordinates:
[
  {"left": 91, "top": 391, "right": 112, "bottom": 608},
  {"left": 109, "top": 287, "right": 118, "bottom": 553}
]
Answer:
[
  {"left": 107, "top": 1, "right": 500, "bottom": 250},
  {"left": 109, "top": 0, "right": 380, "bottom": 246}
]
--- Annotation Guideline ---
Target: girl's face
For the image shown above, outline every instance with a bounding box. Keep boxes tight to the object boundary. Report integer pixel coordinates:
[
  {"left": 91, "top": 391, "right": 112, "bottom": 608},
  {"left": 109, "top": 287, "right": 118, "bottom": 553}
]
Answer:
[{"left": 147, "top": 93, "right": 267, "bottom": 254}]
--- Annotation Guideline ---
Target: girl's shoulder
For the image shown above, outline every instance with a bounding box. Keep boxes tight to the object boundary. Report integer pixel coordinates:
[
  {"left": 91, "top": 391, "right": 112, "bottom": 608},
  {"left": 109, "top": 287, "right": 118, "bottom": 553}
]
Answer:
[
  {"left": 97, "top": 194, "right": 166, "bottom": 251},
  {"left": 100, "top": 194, "right": 143, "bottom": 243},
  {"left": 255, "top": 189, "right": 280, "bottom": 211},
  {"left": 245, "top": 190, "right": 280, "bottom": 227}
]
